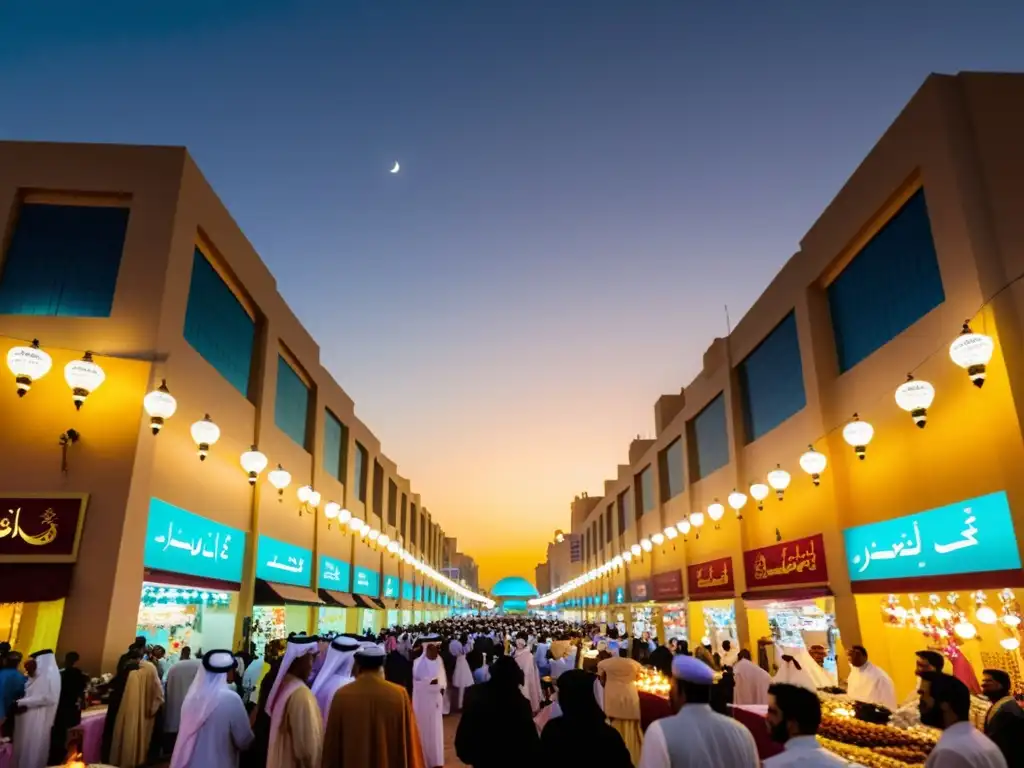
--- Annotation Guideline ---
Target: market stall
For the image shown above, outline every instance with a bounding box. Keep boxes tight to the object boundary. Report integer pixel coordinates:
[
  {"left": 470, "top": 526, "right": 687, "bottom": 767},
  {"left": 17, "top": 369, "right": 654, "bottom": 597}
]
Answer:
[
  {"left": 651, "top": 569, "right": 685, "bottom": 645},
  {"left": 742, "top": 534, "right": 836, "bottom": 676},
  {"left": 686, "top": 556, "right": 738, "bottom": 654},
  {"left": 845, "top": 491, "right": 1024, "bottom": 703}
]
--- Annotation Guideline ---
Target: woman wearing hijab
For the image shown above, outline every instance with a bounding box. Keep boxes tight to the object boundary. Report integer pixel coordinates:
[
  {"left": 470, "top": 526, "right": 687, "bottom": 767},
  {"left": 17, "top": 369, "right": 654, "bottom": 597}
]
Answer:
[
  {"left": 455, "top": 656, "right": 539, "bottom": 767},
  {"left": 540, "top": 670, "right": 632, "bottom": 767}
]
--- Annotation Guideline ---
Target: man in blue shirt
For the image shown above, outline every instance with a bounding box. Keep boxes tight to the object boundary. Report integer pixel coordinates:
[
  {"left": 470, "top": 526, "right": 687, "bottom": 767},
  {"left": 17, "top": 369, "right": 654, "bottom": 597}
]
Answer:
[{"left": 0, "top": 650, "right": 27, "bottom": 739}]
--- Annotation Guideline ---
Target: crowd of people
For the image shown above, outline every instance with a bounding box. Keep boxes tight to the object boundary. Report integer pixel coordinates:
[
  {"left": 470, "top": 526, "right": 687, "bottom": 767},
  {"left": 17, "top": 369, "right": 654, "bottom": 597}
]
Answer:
[{"left": 0, "top": 616, "right": 1022, "bottom": 767}]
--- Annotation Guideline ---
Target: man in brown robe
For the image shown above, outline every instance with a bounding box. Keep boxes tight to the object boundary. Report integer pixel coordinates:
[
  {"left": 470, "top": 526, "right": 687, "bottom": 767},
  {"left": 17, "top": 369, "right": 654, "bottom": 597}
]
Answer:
[
  {"left": 322, "top": 644, "right": 425, "bottom": 768},
  {"left": 109, "top": 654, "right": 164, "bottom": 767},
  {"left": 266, "top": 635, "right": 322, "bottom": 768}
]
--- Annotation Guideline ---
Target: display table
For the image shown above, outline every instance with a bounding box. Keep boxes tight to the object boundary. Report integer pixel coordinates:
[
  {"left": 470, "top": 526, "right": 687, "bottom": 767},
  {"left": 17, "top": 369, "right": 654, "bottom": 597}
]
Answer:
[
  {"left": 67, "top": 706, "right": 107, "bottom": 764},
  {"left": 730, "top": 704, "right": 784, "bottom": 760}
]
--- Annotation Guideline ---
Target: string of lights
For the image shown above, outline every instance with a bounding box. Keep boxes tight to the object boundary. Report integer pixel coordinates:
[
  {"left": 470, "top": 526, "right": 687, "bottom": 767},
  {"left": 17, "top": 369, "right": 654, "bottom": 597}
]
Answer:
[{"left": 529, "top": 267, "right": 1024, "bottom": 608}]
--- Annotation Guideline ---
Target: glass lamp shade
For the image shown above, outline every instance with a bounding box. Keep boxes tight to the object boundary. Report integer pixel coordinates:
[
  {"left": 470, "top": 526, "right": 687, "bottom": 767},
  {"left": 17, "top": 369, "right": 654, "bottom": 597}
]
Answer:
[
  {"left": 554, "top": 529, "right": 565, "bottom": 543},
  {"left": 359, "top": 523, "right": 371, "bottom": 536},
  {"left": 895, "top": 376, "right": 935, "bottom": 427},
  {"left": 689, "top": 511, "right": 705, "bottom": 528},
  {"left": 1001, "top": 637, "right": 1021, "bottom": 651},
  {"left": 949, "top": 323, "right": 994, "bottom": 387},
  {"left": 630, "top": 544, "right": 642, "bottom": 557},
  {"left": 190, "top": 415, "right": 220, "bottom": 461},
  {"left": 975, "top": 606, "right": 997, "bottom": 625},
  {"left": 663, "top": 526, "right": 678, "bottom": 540},
  {"left": 708, "top": 501, "right": 725, "bottom": 522},
  {"left": 799, "top": 447, "right": 827, "bottom": 486},
  {"left": 378, "top": 534, "right": 391, "bottom": 548},
  {"left": 64, "top": 352, "right": 105, "bottom": 409},
  {"left": 337, "top": 508, "right": 352, "bottom": 525},
  {"left": 143, "top": 380, "right": 177, "bottom": 434},
  {"left": 842, "top": 415, "right": 874, "bottom": 460},
  {"left": 240, "top": 446, "right": 268, "bottom": 484},
  {"left": 268, "top": 465, "right": 291, "bottom": 495},
  {"left": 347, "top": 516, "right": 363, "bottom": 531},
  {"left": 612, "top": 555, "right": 624, "bottom": 567},
  {"left": 324, "top": 501, "right": 341, "bottom": 520},
  {"left": 308, "top": 489, "right": 321, "bottom": 507},
  {"left": 953, "top": 621, "right": 977, "bottom": 640},
  {"left": 652, "top": 532, "right": 665, "bottom": 545},
  {"left": 640, "top": 538, "right": 653, "bottom": 552},
  {"left": 1001, "top": 614, "right": 1021, "bottom": 628},
  {"left": 297, "top": 485, "right": 313, "bottom": 504},
  {"left": 677, "top": 519, "right": 691, "bottom": 536},
  {"left": 7, "top": 340, "right": 52, "bottom": 397},
  {"left": 749, "top": 483, "right": 770, "bottom": 510},
  {"left": 767, "top": 465, "right": 791, "bottom": 500},
  {"left": 728, "top": 490, "right": 747, "bottom": 511}
]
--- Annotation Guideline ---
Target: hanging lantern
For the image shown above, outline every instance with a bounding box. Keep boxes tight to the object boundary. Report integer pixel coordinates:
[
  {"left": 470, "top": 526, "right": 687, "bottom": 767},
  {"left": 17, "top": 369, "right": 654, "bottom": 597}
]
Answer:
[
  {"left": 378, "top": 534, "right": 391, "bottom": 549},
  {"left": 239, "top": 446, "right": 268, "bottom": 485},
  {"left": 324, "top": 501, "right": 341, "bottom": 528},
  {"left": 612, "top": 555, "right": 624, "bottom": 569},
  {"left": 387, "top": 540, "right": 400, "bottom": 554},
  {"left": 727, "top": 489, "right": 747, "bottom": 520},
  {"left": 143, "top": 379, "right": 177, "bottom": 434},
  {"left": 895, "top": 375, "right": 935, "bottom": 428},
  {"left": 676, "top": 519, "right": 691, "bottom": 537},
  {"left": 347, "top": 516, "right": 363, "bottom": 532},
  {"left": 767, "top": 465, "right": 791, "bottom": 500},
  {"left": 268, "top": 464, "right": 291, "bottom": 498},
  {"left": 651, "top": 532, "right": 665, "bottom": 546},
  {"left": 630, "top": 544, "right": 642, "bottom": 557},
  {"left": 337, "top": 507, "right": 352, "bottom": 525},
  {"left": 640, "top": 538, "right": 653, "bottom": 552},
  {"left": 949, "top": 322, "right": 994, "bottom": 388},
  {"left": 1000, "top": 637, "right": 1021, "bottom": 651},
  {"left": 622, "top": 550, "right": 633, "bottom": 563},
  {"left": 663, "top": 526, "right": 677, "bottom": 540},
  {"left": 975, "top": 606, "right": 997, "bottom": 625},
  {"left": 749, "top": 482, "right": 769, "bottom": 511},
  {"left": 64, "top": 351, "right": 105, "bottom": 409},
  {"left": 953, "top": 620, "right": 977, "bottom": 640},
  {"left": 842, "top": 414, "right": 874, "bottom": 460},
  {"left": 688, "top": 511, "right": 704, "bottom": 528},
  {"left": 799, "top": 446, "right": 827, "bottom": 486},
  {"left": 707, "top": 500, "right": 725, "bottom": 531},
  {"left": 189, "top": 414, "right": 220, "bottom": 461},
  {"left": 7, "top": 339, "right": 52, "bottom": 397}
]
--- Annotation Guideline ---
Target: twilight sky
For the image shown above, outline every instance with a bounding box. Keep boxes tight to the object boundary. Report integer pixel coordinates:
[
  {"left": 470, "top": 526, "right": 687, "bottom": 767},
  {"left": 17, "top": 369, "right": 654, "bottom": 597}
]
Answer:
[{"left": 3, "top": 2, "right": 1022, "bottom": 588}]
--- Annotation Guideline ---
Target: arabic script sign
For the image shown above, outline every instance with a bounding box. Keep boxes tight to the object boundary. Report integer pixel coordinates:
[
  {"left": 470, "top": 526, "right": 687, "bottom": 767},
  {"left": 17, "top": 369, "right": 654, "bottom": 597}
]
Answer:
[
  {"left": 384, "top": 575, "right": 399, "bottom": 599},
  {"left": 145, "top": 498, "right": 245, "bottom": 581},
  {"left": 256, "top": 535, "right": 312, "bottom": 587},
  {"left": 353, "top": 566, "right": 380, "bottom": 596},
  {"left": 402, "top": 581, "right": 414, "bottom": 601},
  {"left": 744, "top": 533, "right": 828, "bottom": 589},
  {"left": 844, "top": 491, "right": 1021, "bottom": 582},
  {"left": 0, "top": 495, "right": 87, "bottom": 562},
  {"left": 651, "top": 569, "right": 684, "bottom": 600},
  {"left": 687, "top": 557, "right": 735, "bottom": 597},
  {"left": 318, "top": 555, "right": 351, "bottom": 592},
  {"left": 615, "top": 586, "right": 625, "bottom": 604}
]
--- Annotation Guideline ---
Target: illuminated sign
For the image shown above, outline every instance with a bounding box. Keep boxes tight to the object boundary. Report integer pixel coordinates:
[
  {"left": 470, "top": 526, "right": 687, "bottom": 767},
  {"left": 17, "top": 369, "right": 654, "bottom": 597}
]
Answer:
[
  {"left": 318, "top": 555, "right": 351, "bottom": 592},
  {"left": 844, "top": 491, "right": 1020, "bottom": 581},
  {"left": 353, "top": 566, "right": 379, "bottom": 596},
  {"left": 743, "top": 534, "right": 827, "bottom": 589},
  {"left": 144, "top": 498, "right": 244, "bottom": 582},
  {"left": 615, "top": 587, "right": 625, "bottom": 604},
  {"left": 383, "top": 575, "right": 399, "bottom": 598},
  {"left": 402, "top": 581, "right": 414, "bottom": 601},
  {"left": 256, "top": 535, "right": 312, "bottom": 587}
]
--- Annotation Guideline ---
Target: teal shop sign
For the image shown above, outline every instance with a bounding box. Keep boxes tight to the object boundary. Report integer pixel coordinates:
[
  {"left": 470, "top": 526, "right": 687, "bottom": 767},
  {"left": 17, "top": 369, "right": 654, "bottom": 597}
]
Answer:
[
  {"left": 602, "top": 592, "right": 609, "bottom": 605},
  {"left": 383, "top": 575, "right": 399, "bottom": 599},
  {"left": 615, "top": 587, "right": 625, "bottom": 604},
  {"left": 145, "top": 498, "right": 246, "bottom": 583},
  {"left": 354, "top": 566, "right": 379, "bottom": 596},
  {"left": 415, "top": 584, "right": 423, "bottom": 601},
  {"left": 402, "top": 581, "right": 414, "bottom": 601},
  {"left": 318, "top": 555, "right": 351, "bottom": 592},
  {"left": 256, "top": 535, "right": 312, "bottom": 587},
  {"left": 844, "top": 491, "right": 1021, "bottom": 582}
]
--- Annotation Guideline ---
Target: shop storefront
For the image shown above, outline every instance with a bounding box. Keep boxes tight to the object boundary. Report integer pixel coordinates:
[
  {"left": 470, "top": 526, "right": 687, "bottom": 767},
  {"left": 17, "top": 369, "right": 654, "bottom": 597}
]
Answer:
[
  {"left": 138, "top": 498, "right": 244, "bottom": 656},
  {"left": 845, "top": 490, "right": 1024, "bottom": 701},
  {"left": 686, "top": 556, "right": 738, "bottom": 653},
  {"left": 742, "top": 533, "right": 836, "bottom": 677},
  {"left": 253, "top": 534, "right": 320, "bottom": 652},
  {"left": 651, "top": 569, "right": 685, "bottom": 644},
  {"left": 316, "top": 554, "right": 353, "bottom": 635},
  {"left": 628, "top": 578, "right": 655, "bottom": 641},
  {"left": 0, "top": 494, "right": 87, "bottom": 655},
  {"left": 352, "top": 564, "right": 384, "bottom": 633}
]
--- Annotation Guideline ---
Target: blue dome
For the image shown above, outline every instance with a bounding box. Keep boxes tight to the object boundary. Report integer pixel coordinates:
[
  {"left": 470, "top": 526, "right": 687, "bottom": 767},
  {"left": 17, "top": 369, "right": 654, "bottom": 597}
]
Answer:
[{"left": 491, "top": 576, "right": 539, "bottom": 598}]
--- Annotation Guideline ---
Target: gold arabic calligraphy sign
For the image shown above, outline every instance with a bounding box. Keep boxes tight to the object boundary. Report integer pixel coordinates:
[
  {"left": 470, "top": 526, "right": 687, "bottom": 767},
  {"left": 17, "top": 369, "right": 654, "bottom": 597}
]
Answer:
[
  {"left": 687, "top": 556, "right": 735, "bottom": 596},
  {"left": 744, "top": 533, "right": 829, "bottom": 587},
  {"left": 696, "top": 561, "right": 731, "bottom": 589},
  {"left": 0, "top": 494, "right": 88, "bottom": 563}
]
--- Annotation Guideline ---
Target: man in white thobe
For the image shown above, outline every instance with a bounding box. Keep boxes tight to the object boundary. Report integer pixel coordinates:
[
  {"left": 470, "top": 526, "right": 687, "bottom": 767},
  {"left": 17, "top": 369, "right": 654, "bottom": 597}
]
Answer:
[
  {"left": 512, "top": 633, "right": 541, "bottom": 713},
  {"left": 310, "top": 635, "right": 360, "bottom": 725},
  {"left": 764, "top": 682, "right": 852, "bottom": 766},
  {"left": 169, "top": 650, "right": 253, "bottom": 768},
  {"left": 732, "top": 649, "right": 772, "bottom": 706},
  {"left": 919, "top": 671, "right": 1007, "bottom": 768},
  {"left": 846, "top": 645, "right": 897, "bottom": 712},
  {"left": 412, "top": 635, "right": 446, "bottom": 768},
  {"left": 164, "top": 649, "right": 203, "bottom": 750},
  {"left": 13, "top": 649, "right": 60, "bottom": 768},
  {"left": 638, "top": 655, "right": 759, "bottom": 768}
]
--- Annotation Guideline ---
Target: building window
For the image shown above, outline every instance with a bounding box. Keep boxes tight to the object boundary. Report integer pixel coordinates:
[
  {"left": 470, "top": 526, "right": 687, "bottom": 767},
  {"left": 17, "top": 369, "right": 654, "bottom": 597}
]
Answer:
[
  {"left": 598, "top": 515, "right": 604, "bottom": 548},
  {"left": 605, "top": 505, "right": 614, "bottom": 543},
  {"left": 323, "top": 409, "right": 347, "bottom": 482},
  {"left": 616, "top": 489, "right": 631, "bottom": 534},
  {"left": 275, "top": 355, "right": 310, "bottom": 449},
  {"left": 372, "top": 461, "right": 384, "bottom": 520},
  {"left": 658, "top": 438, "right": 685, "bottom": 502},
  {"left": 636, "top": 465, "right": 655, "bottom": 518},
  {"left": 354, "top": 442, "right": 368, "bottom": 503},
  {"left": 690, "top": 393, "right": 729, "bottom": 480},
  {"left": 400, "top": 494, "right": 408, "bottom": 538},
  {"left": 183, "top": 248, "right": 256, "bottom": 397},
  {"left": 738, "top": 312, "right": 806, "bottom": 442},
  {"left": 828, "top": 188, "right": 945, "bottom": 372},
  {"left": 0, "top": 202, "right": 130, "bottom": 318},
  {"left": 387, "top": 479, "right": 398, "bottom": 527},
  {"left": 409, "top": 503, "right": 418, "bottom": 545}
]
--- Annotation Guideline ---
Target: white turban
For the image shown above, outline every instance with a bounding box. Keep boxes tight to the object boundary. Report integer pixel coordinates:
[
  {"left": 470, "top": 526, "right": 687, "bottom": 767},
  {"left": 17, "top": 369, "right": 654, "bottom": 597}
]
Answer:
[
  {"left": 266, "top": 635, "right": 320, "bottom": 716},
  {"left": 169, "top": 650, "right": 234, "bottom": 768},
  {"left": 311, "top": 636, "right": 360, "bottom": 698}
]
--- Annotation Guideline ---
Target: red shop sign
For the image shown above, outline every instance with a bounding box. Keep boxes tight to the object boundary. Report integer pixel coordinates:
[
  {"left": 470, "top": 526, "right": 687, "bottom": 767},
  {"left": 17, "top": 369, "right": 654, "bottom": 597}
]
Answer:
[
  {"left": 743, "top": 533, "right": 828, "bottom": 589},
  {"left": 687, "top": 556, "right": 735, "bottom": 597},
  {"left": 651, "top": 569, "right": 684, "bottom": 600},
  {"left": 0, "top": 494, "right": 88, "bottom": 563}
]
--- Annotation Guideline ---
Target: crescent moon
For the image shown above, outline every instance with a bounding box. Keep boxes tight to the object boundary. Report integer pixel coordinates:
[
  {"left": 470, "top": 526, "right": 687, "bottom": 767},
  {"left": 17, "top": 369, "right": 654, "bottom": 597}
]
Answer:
[{"left": 390, "top": 161, "right": 400, "bottom": 174}]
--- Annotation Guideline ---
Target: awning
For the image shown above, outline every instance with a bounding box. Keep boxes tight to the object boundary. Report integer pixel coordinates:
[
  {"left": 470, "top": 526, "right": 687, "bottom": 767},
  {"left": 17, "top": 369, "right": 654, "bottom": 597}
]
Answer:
[
  {"left": 0, "top": 563, "right": 74, "bottom": 603},
  {"left": 254, "top": 578, "right": 323, "bottom": 606},
  {"left": 741, "top": 586, "right": 833, "bottom": 606},
  {"left": 353, "top": 594, "right": 385, "bottom": 609},
  {"left": 319, "top": 589, "right": 358, "bottom": 608},
  {"left": 144, "top": 568, "right": 241, "bottom": 592}
]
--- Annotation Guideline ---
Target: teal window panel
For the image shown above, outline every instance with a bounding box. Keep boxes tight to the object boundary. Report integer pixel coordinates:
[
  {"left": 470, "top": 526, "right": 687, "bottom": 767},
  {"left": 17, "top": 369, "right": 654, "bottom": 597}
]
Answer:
[
  {"left": 275, "top": 355, "right": 310, "bottom": 449},
  {"left": 739, "top": 312, "right": 806, "bottom": 442},
  {"left": 692, "top": 393, "right": 729, "bottom": 479},
  {"left": 323, "top": 409, "right": 346, "bottom": 482}
]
